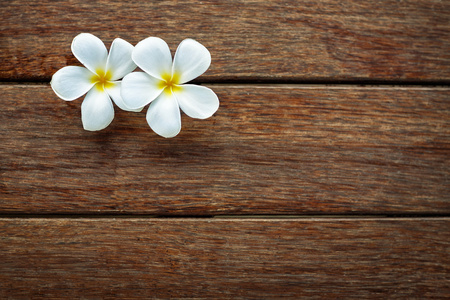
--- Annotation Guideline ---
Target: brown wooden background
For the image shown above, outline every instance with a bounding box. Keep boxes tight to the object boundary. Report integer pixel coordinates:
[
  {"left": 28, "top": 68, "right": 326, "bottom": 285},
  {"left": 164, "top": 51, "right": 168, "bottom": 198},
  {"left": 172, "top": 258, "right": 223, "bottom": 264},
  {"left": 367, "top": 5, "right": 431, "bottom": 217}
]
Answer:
[{"left": 1, "top": 0, "right": 449, "bottom": 298}]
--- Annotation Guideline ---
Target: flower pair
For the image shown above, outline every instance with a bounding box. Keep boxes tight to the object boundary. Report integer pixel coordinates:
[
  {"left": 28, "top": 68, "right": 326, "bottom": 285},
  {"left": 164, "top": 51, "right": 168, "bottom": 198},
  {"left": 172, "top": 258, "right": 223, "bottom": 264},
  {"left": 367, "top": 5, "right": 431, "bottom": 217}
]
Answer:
[{"left": 51, "top": 33, "right": 219, "bottom": 138}]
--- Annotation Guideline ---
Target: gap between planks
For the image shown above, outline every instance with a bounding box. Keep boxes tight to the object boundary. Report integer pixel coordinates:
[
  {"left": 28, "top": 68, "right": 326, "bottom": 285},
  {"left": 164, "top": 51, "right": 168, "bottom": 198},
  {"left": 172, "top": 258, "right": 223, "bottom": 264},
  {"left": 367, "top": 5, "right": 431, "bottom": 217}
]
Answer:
[
  {"left": 0, "top": 215, "right": 448, "bottom": 220},
  {"left": 2, "top": 81, "right": 450, "bottom": 88}
]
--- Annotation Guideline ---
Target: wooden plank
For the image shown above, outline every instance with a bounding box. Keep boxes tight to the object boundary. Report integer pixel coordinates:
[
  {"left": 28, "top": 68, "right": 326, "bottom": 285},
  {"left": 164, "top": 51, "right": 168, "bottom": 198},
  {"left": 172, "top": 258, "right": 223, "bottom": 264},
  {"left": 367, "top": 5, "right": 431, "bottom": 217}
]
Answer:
[
  {"left": 0, "top": 218, "right": 448, "bottom": 298},
  {"left": 1, "top": 0, "right": 449, "bottom": 81},
  {"left": 1, "top": 84, "right": 449, "bottom": 214}
]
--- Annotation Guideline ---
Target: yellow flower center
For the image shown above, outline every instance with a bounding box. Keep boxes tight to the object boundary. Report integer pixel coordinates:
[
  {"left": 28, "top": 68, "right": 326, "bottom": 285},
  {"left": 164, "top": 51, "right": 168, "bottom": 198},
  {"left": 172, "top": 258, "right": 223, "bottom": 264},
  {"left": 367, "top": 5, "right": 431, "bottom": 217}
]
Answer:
[
  {"left": 91, "top": 69, "right": 113, "bottom": 91},
  {"left": 158, "top": 72, "right": 182, "bottom": 95}
]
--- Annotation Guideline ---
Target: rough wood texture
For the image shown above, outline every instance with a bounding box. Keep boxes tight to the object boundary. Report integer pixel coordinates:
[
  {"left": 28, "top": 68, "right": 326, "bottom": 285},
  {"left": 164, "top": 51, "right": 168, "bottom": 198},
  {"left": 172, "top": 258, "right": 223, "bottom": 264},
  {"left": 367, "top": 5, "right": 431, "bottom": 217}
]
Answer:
[
  {"left": 1, "top": 0, "right": 449, "bottom": 81},
  {"left": 1, "top": 0, "right": 449, "bottom": 298},
  {"left": 0, "top": 218, "right": 448, "bottom": 298},
  {"left": 1, "top": 85, "right": 449, "bottom": 215}
]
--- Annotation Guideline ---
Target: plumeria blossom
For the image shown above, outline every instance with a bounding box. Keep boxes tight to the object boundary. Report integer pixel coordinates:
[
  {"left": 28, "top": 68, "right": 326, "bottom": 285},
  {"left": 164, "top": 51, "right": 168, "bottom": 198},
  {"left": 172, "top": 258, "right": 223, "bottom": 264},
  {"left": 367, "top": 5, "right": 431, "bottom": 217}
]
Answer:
[
  {"left": 51, "top": 33, "right": 139, "bottom": 131},
  {"left": 121, "top": 37, "right": 219, "bottom": 138}
]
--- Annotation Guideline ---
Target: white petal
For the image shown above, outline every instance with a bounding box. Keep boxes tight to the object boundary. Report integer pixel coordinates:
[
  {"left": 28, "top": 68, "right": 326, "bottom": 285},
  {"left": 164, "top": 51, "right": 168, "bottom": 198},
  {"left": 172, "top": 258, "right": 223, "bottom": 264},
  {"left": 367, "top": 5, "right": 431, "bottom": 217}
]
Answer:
[
  {"left": 121, "top": 72, "right": 164, "bottom": 110},
  {"left": 81, "top": 88, "right": 114, "bottom": 131},
  {"left": 172, "top": 39, "right": 211, "bottom": 84},
  {"left": 174, "top": 85, "right": 219, "bottom": 119},
  {"left": 106, "top": 38, "right": 136, "bottom": 80},
  {"left": 105, "top": 81, "right": 143, "bottom": 112},
  {"left": 71, "top": 33, "right": 108, "bottom": 73},
  {"left": 51, "top": 66, "right": 95, "bottom": 101},
  {"left": 132, "top": 37, "right": 172, "bottom": 80},
  {"left": 146, "top": 91, "right": 181, "bottom": 138}
]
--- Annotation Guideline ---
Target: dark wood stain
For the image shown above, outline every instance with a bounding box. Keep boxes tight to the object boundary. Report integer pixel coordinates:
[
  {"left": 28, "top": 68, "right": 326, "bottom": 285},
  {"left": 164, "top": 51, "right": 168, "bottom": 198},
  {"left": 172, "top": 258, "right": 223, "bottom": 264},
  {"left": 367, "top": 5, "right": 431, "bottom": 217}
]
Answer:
[
  {"left": 0, "top": 0, "right": 449, "bottom": 81},
  {"left": 1, "top": 85, "right": 448, "bottom": 214},
  {"left": 0, "top": 0, "right": 449, "bottom": 297},
  {"left": 0, "top": 218, "right": 448, "bottom": 298}
]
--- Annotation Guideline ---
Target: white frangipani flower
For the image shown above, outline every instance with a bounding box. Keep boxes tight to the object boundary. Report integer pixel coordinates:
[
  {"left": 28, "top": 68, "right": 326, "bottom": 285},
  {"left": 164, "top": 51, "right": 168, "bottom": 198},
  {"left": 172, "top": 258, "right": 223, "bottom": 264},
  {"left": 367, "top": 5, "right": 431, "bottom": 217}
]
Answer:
[
  {"left": 51, "top": 33, "right": 139, "bottom": 131},
  {"left": 121, "top": 37, "right": 219, "bottom": 138}
]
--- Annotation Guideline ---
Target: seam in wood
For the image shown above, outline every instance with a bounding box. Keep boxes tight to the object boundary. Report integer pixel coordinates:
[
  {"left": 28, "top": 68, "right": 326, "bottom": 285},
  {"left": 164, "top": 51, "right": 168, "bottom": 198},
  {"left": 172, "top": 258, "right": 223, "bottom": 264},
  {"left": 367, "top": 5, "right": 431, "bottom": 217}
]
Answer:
[{"left": 0, "top": 214, "right": 449, "bottom": 219}]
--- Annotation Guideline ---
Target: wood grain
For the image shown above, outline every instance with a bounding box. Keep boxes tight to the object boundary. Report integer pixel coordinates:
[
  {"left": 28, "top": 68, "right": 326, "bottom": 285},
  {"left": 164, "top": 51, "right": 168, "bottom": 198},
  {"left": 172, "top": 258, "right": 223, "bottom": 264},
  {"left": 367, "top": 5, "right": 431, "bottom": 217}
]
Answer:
[
  {"left": 0, "top": 218, "right": 448, "bottom": 298},
  {"left": 1, "top": 1, "right": 448, "bottom": 298},
  {"left": 1, "top": 0, "right": 449, "bottom": 81},
  {"left": 1, "top": 84, "right": 449, "bottom": 215}
]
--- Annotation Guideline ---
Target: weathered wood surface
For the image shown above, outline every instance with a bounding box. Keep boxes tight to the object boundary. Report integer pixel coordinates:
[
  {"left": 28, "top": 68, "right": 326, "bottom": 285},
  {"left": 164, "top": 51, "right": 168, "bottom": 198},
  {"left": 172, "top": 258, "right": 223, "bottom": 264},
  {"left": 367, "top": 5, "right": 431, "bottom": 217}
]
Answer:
[
  {"left": 1, "top": 0, "right": 449, "bottom": 296},
  {"left": 0, "top": 218, "right": 448, "bottom": 298},
  {"left": 1, "top": 84, "right": 449, "bottom": 215},
  {"left": 1, "top": 0, "right": 449, "bottom": 81}
]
